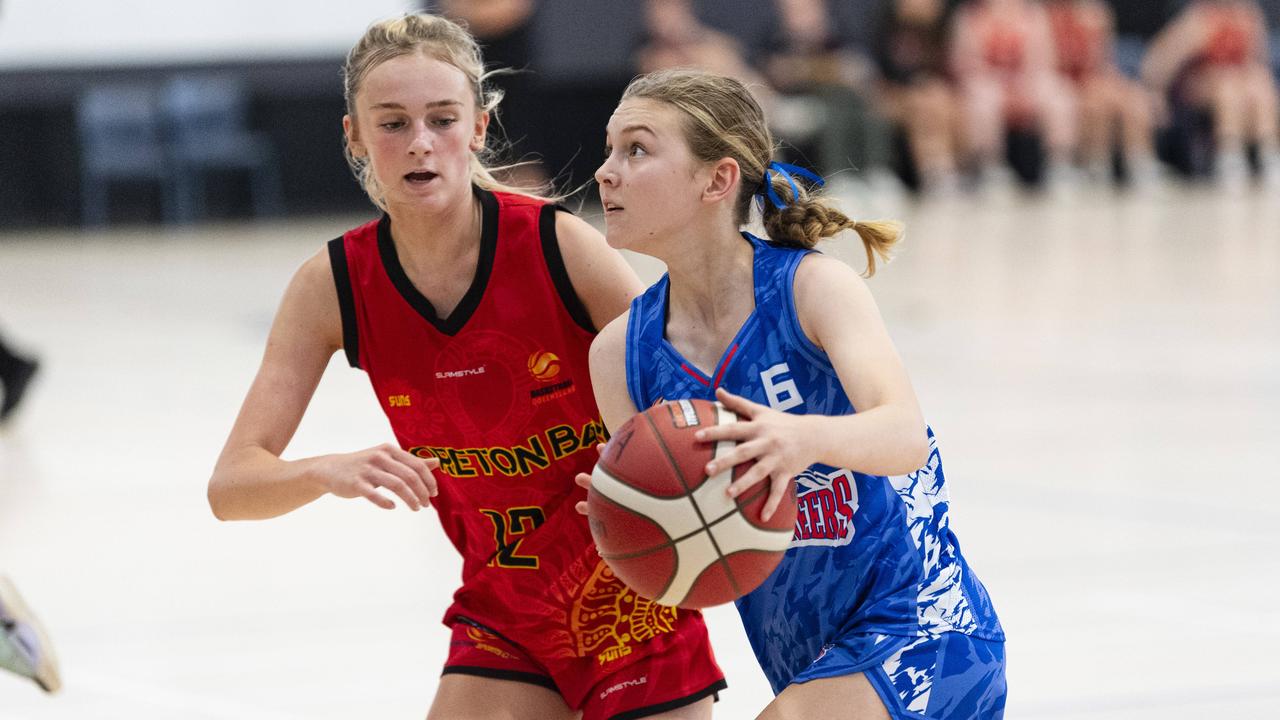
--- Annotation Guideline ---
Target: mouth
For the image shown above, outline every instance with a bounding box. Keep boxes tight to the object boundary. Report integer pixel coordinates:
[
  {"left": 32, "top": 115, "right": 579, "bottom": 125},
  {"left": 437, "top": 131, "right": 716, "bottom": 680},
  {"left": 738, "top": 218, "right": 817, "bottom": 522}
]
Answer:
[
  {"left": 405, "top": 170, "right": 439, "bottom": 185},
  {"left": 603, "top": 201, "right": 624, "bottom": 215}
]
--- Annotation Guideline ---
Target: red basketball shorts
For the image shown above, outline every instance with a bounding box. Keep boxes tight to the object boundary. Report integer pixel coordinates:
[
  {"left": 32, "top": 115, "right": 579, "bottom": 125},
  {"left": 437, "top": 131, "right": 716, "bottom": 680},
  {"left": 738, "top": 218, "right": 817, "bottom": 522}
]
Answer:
[{"left": 444, "top": 613, "right": 726, "bottom": 720}]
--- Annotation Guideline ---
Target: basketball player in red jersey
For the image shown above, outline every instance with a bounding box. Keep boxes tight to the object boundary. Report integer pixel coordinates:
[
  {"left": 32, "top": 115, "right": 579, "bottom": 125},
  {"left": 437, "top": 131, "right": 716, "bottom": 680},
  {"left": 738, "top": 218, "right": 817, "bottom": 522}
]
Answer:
[
  {"left": 1142, "top": 0, "right": 1280, "bottom": 186},
  {"left": 950, "top": 0, "right": 1079, "bottom": 187},
  {"left": 1045, "top": 0, "right": 1161, "bottom": 186},
  {"left": 207, "top": 13, "right": 725, "bottom": 720}
]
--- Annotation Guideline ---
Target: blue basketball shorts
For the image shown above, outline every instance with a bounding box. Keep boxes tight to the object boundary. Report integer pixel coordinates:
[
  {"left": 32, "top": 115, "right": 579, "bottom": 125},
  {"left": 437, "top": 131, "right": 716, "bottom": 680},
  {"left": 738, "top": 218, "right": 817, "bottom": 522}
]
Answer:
[{"left": 794, "top": 632, "right": 1006, "bottom": 720}]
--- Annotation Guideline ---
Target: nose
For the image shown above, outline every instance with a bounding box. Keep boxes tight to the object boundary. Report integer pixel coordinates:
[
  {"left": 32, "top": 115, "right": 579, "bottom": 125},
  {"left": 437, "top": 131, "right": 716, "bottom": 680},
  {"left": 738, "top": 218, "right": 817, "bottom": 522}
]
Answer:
[
  {"left": 594, "top": 155, "right": 616, "bottom": 187},
  {"left": 408, "top": 121, "right": 432, "bottom": 156}
]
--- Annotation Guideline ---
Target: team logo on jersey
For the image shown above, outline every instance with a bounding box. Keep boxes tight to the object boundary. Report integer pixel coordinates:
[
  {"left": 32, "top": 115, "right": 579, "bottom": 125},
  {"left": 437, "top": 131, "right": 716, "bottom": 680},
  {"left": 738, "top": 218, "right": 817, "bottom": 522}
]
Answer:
[
  {"left": 527, "top": 351, "right": 561, "bottom": 382},
  {"left": 792, "top": 467, "right": 859, "bottom": 547},
  {"left": 528, "top": 350, "right": 578, "bottom": 404},
  {"left": 462, "top": 625, "right": 519, "bottom": 660}
]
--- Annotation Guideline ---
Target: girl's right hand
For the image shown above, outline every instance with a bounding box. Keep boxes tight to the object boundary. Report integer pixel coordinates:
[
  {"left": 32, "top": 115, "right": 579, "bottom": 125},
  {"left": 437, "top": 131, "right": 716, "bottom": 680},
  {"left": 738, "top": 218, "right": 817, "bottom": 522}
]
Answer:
[
  {"left": 316, "top": 444, "right": 439, "bottom": 511},
  {"left": 573, "top": 443, "right": 608, "bottom": 516}
]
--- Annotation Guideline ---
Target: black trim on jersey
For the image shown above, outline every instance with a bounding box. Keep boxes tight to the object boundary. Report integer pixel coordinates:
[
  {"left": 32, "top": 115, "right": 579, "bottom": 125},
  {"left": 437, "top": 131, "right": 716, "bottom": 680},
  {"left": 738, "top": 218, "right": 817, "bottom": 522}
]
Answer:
[
  {"left": 377, "top": 185, "right": 499, "bottom": 336},
  {"left": 327, "top": 236, "right": 361, "bottom": 369},
  {"left": 539, "top": 204, "right": 597, "bottom": 334},
  {"left": 440, "top": 666, "right": 559, "bottom": 691},
  {"left": 609, "top": 678, "right": 727, "bottom": 720}
]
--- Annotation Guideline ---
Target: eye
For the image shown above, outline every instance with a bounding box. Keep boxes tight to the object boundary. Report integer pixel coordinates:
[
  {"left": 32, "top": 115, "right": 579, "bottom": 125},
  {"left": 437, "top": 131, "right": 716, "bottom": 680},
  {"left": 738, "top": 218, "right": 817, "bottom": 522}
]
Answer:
[
  {"left": 433, "top": 117, "right": 458, "bottom": 127},
  {"left": 379, "top": 120, "right": 405, "bottom": 131},
  {"left": 628, "top": 143, "right": 647, "bottom": 158},
  {"left": 603, "top": 145, "right": 613, "bottom": 159}
]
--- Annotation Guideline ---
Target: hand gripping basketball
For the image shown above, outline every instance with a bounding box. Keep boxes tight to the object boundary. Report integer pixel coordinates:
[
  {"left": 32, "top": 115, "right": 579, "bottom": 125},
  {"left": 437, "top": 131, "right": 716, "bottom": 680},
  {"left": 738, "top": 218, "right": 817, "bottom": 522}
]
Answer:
[{"left": 585, "top": 398, "right": 798, "bottom": 609}]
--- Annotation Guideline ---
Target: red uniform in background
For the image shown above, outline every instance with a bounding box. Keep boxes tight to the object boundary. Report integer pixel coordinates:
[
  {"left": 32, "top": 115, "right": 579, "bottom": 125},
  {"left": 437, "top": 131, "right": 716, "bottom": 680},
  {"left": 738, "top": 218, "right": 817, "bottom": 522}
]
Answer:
[
  {"left": 1200, "top": 4, "right": 1256, "bottom": 66},
  {"left": 1047, "top": 2, "right": 1108, "bottom": 83},
  {"left": 328, "top": 187, "right": 725, "bottom": 719}
]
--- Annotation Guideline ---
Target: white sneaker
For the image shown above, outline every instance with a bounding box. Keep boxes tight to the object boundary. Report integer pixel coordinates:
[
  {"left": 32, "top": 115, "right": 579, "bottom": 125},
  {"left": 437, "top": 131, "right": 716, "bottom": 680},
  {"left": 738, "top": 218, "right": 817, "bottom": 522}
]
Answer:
[
  {"left": 1215, "top": 149, "right": 1250, "bottom": 193},
  {"left": 1126, "top": 154, "right": 1168, "bottom": 194},
  {"left": 0, "top": 577, "right": 61, "bottom": 693},
  {"left": 1259, "top": 148, "right": 1280, "bottom": 190}
]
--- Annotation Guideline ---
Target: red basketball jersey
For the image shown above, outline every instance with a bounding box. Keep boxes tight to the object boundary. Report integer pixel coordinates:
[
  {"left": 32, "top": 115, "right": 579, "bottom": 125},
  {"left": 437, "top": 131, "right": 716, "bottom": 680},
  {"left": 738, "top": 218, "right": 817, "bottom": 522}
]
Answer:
[{"left": 329, "top": 188, "right": 687, "bottom": 666}]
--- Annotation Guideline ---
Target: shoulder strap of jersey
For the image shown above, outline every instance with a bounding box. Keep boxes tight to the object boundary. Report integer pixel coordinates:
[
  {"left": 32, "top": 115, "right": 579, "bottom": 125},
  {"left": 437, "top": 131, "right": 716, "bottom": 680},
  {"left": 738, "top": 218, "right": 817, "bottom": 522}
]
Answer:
[
  {"left": 327, "top": 235, "right": 361, "bottom": 369},
  {"left": 537, "top": 203, "right": 595, "bottom": 334},
  {"left": 624, "top": 277, "right": 668, "bottom": 411}
]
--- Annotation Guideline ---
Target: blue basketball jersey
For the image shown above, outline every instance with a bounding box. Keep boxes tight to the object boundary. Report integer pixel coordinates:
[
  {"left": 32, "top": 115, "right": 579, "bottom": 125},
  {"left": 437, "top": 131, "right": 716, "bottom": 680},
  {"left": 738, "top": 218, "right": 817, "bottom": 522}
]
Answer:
[{"left": 624, "top": 233, "right": 1005, "bottom": 694}]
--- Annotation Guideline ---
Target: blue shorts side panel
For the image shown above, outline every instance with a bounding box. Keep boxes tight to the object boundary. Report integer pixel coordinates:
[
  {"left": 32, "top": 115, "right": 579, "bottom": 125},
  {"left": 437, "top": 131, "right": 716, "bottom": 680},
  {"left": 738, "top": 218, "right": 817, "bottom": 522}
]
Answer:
[{"left": 798, "top": 633, "right": 1007, "bottom": 720}]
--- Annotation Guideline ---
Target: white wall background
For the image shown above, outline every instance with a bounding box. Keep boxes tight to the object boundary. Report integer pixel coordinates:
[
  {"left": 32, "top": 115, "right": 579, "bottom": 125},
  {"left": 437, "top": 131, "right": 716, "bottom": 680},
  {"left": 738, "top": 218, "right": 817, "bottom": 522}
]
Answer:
[{"left": 0, "top": 0, "right": 418, "bottom": 68}]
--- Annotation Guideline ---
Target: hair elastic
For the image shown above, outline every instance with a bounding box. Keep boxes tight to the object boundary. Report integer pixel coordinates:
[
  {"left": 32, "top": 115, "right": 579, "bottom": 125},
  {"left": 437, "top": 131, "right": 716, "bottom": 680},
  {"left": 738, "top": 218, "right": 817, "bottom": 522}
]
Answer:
[{"left": 756, "top": 161, "right": 825, "bottom": 210}]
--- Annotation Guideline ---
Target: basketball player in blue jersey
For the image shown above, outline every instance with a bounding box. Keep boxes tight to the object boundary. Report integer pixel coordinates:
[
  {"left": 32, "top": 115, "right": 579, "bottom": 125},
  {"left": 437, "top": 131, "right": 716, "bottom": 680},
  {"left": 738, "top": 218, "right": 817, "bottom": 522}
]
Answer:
[{"left": 577, "top": 69, "right": 1007, "bottom": 719}]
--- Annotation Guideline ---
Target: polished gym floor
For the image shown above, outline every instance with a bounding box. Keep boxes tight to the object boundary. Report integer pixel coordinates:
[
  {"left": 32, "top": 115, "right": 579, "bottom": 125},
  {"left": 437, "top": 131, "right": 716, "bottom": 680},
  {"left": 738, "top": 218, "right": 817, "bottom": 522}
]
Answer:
[{"left": 1, "top": 180, "right": 1277, "bottom": 718}]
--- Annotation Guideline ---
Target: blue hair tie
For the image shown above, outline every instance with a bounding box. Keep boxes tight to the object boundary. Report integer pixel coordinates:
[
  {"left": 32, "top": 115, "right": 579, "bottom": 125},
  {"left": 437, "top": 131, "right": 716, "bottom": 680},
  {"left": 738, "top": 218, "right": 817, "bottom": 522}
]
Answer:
[{"left": 757, "top": 161, "right": 825, "bottom": 210}]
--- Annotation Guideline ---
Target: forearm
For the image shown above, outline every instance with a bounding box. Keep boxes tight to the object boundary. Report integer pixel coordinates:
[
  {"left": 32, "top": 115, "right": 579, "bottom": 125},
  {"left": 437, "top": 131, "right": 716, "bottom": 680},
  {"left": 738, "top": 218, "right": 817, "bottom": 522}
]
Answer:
[
  {"left": 804, "top": 405, "right": 929, "bottom": 477},
  {"left": 208, "top": 447, "right": 329, "bottom": 521}
]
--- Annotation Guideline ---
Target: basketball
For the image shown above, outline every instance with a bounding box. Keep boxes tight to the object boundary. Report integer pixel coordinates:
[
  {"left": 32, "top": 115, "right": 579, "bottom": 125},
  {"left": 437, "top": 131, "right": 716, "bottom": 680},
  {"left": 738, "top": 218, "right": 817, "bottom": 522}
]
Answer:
[{"left": 587, "top": 398, "right": 798, "bottom": 608}]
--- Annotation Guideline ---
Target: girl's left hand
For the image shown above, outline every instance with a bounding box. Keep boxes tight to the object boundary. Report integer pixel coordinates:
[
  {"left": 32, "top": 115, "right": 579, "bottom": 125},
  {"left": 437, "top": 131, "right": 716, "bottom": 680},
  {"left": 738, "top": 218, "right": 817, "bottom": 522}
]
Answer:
[{"left": 694, "top": 387, "right": 818, "bottom": 522}]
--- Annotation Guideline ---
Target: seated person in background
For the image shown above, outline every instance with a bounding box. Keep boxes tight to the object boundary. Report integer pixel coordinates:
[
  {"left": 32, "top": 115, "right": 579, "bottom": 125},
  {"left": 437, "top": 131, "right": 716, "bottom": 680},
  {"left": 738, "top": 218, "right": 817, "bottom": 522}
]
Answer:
[
  {"left": 433, "top": 0, "right": 548, "bottom": 191},
  {"left": 950, "top": 0, "right": 1080, "bottom": 188},
  {"left": 873, "top": 0, "right": 964, "bottom": 194},
  {"left": 1142, "top": 0, "right": 1280, "bottom": 186},
  {"left": 760, "top": 0, "right": 891, "bottom": 182},
  {"left": 1046, "top": 0, "right": 1163, "bottom": 186}
]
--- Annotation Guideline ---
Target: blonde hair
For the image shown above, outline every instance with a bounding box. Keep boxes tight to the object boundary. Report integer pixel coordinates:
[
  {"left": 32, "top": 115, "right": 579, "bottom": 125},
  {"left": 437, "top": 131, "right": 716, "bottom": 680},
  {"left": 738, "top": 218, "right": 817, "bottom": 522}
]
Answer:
[
  {"left": 621, "top": 69, "right": 903, "bottom": 276},
  {"left": 342, "top": 13, "right": 554, "bottom": 209}
]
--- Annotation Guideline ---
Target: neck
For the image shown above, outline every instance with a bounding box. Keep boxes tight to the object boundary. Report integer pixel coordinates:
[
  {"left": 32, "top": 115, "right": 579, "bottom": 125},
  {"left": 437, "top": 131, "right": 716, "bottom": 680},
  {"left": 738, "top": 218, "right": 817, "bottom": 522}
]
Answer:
[
  {"left": 663, "top": 221, "right": 756, "bottom": 333},
  {"left": 387, "top": 185, "right": 482, "bottom": 264}
]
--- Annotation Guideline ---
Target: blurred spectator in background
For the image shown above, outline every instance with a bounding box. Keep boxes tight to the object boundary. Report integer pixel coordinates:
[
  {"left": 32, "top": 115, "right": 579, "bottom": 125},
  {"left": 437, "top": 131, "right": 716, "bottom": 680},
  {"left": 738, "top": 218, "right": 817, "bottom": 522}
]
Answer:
[
  {"left": 1102, "top": 0, "right": 1183, "bottom": 76},
  {"left": 0, "top": 329, "right": 38, "bottom": 424},
  {"left": 759, "top": 0, "right": 891, "bottom": 182},
  {"left": 951, "top": 0, "right": 1080, "bottom": 189},
  {"left": 432, "top": 0, "right": 548, "bottom": 190},
  {"left": 636, "top": 0, "right": 770, "bottom": 85},
  {"left": 1046, "top": 0, "right": 1162, "bottom": 186},
  {"left": 1142, "top": 0, "right": 1280, "bottom": 186},
  {"left": 873, "top": 0, "right": 963, "bottom": 194}
]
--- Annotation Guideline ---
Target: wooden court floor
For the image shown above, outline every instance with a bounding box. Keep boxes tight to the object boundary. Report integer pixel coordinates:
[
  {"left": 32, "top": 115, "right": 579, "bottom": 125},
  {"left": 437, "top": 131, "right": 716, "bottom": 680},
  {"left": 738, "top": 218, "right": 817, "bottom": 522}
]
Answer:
[{"left": 1, "top": 182, "right": 1277, "bottom": 718}]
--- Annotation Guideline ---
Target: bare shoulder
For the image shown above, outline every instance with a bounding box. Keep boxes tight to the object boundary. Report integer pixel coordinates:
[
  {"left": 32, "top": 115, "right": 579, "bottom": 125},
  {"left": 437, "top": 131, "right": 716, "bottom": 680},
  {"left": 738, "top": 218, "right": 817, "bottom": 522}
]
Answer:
[
  {"left": 587, "top": 310, "right": 637, "bottom": 430},
  {"left": 276, "top": 246, "right": 343, "bottom": 353},
  {"left": 553, "top": 209, "right": 644, "bottom": 331},
  {"left": 793, "top": 253, "right": 880, "bottom": 349},
  {"left": 554, "top": 208, "right": 604, "bottom": 248},
  {"left": 589, "top": 310, "right": 631, "bottom": 370},
  {"left": 794, "top": 252, "right": 872, "bottom": 301}
]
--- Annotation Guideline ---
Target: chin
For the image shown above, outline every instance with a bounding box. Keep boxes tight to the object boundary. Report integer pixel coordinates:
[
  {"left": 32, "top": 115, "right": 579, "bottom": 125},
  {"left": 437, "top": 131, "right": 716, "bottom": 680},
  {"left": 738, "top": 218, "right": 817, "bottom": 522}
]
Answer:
[{"left": 603, "top": 223, "right": 635, "bottom": 251}]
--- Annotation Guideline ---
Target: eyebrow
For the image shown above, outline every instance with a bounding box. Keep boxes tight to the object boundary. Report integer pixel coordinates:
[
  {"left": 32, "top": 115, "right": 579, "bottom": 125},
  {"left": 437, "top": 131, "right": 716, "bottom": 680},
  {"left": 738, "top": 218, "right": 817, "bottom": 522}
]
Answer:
[
  {"left": 619, "top": 124, "right": 656, "bottom": 136},
  {"left": 368, "top": 100, "right": 464, "bottom": 110}
]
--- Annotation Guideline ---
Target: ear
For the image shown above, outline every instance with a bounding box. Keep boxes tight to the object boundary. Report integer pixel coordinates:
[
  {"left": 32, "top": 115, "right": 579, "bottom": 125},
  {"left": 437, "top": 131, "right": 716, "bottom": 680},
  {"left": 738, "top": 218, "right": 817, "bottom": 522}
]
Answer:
[
  {"left": 701, "top": 157, "right": 741, "bottom": 205},
  {"left": 343, "top": 115, "right": 366, "bottom": 158},
  {"left": 470, "top": 110, "right": 490, "bottom": 153}
]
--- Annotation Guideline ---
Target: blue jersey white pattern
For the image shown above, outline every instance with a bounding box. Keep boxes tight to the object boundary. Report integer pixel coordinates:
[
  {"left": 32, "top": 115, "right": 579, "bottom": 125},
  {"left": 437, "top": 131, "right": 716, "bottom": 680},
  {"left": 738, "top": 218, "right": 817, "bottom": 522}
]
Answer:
[{"left": 624, "top": 233, "right": 1005, "bottom": 695}]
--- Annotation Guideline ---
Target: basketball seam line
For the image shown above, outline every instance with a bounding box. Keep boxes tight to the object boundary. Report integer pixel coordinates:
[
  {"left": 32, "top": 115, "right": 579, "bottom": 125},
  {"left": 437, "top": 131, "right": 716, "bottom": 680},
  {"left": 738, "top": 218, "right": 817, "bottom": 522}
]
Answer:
[
  {"left": 592, "top": 475, "right": 750, "bottom": 559},
  {"left": 645, "top": 405, "right": 734, "bottom": 603}
]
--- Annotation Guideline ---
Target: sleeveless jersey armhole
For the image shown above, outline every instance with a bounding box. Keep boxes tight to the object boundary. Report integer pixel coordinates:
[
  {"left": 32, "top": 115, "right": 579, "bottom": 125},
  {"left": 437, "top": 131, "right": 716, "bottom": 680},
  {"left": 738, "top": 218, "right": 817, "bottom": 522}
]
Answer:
[
  {"left": 327, "top": 236, "right": 361, "bottom": 369},
  {"left": 782, "top": 250, "right": 836, "bottom": 374},
  {"left": 624, "top": 295, "right": 649, "bottom": 412},
  {"left": 538, "top": 204, "right": 596, "bottom": 334}
]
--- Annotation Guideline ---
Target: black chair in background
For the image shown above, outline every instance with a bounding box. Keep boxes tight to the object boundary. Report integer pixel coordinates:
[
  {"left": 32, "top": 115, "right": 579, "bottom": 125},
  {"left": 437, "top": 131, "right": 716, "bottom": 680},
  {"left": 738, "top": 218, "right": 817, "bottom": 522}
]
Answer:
[
  {"left": 77, "top": 84, "right": 179, "bottom": 226},
  {"left": 159, "top": 74, "right": 284, "bottom": 222}
]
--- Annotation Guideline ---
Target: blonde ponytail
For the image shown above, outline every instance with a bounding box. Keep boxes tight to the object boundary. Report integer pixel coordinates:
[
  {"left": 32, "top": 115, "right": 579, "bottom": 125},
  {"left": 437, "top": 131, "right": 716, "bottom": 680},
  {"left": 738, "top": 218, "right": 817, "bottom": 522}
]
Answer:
[{"left": 758, "top": 172, "right": 903, "bottom": 276}]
